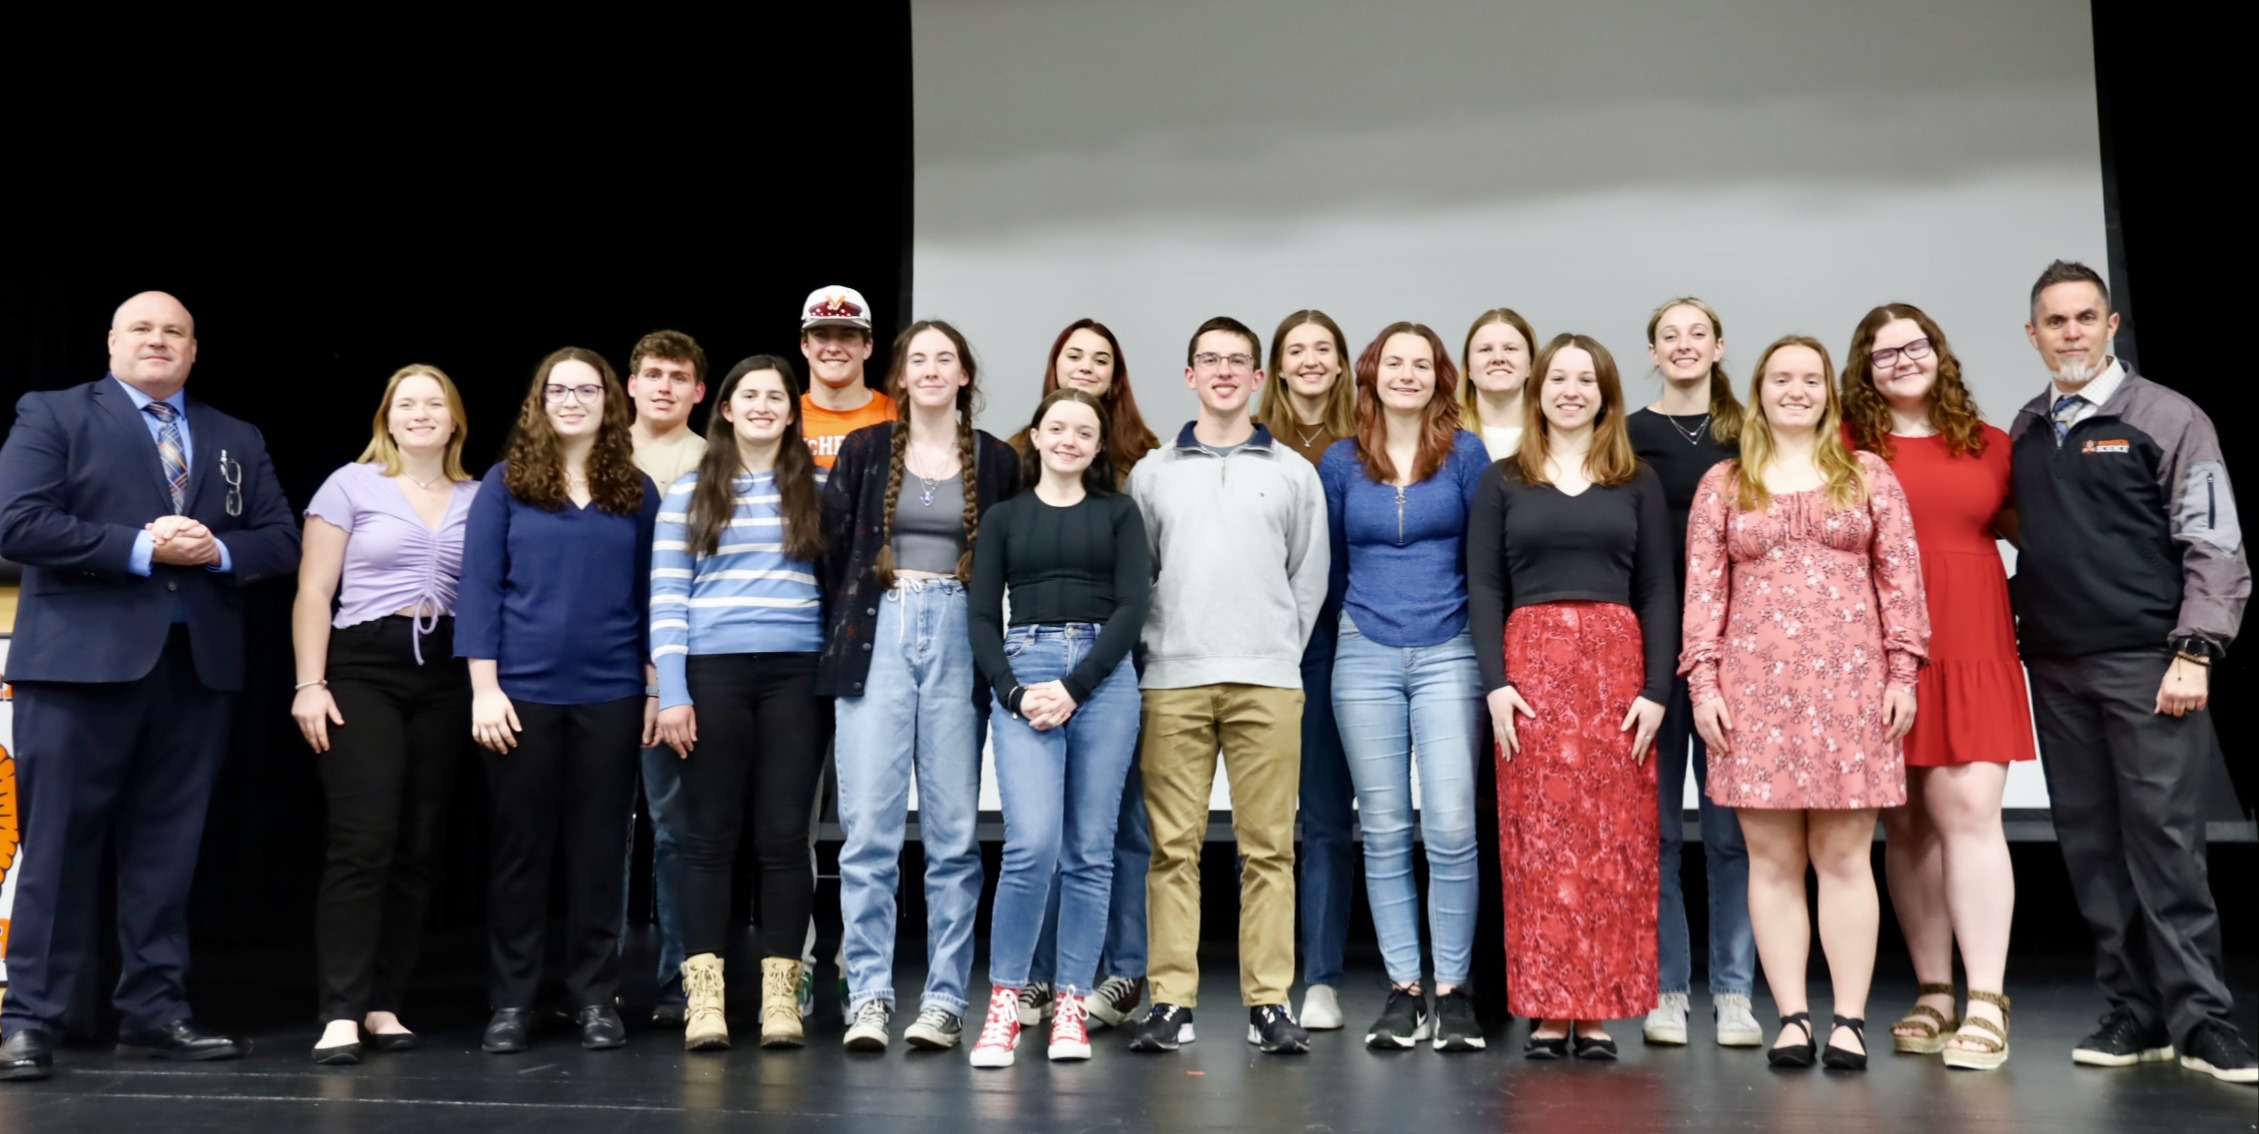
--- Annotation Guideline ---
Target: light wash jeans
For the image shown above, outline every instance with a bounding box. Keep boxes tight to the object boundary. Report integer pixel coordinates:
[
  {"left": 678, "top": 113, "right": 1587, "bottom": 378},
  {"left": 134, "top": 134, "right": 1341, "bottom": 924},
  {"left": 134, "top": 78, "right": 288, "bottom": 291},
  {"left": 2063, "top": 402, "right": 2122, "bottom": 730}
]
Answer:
[
  {"left": 985, "top": 625, "right": 1142, "bottom": 995},
  {"left": 1028, "top": 762, "right": 1150, "bottom": 985},
  {"left": 623, "top": 745, "right": 687, "bottom": 997},
  {"left": 834, "top": 580, "right": 984, "bottom": 1016},
  {"left": 1655, "top": 676, "right": 1755, "bottom": 997},
  {"left": 1332, "top": 615, "right": 1482, "bottom": 987}
]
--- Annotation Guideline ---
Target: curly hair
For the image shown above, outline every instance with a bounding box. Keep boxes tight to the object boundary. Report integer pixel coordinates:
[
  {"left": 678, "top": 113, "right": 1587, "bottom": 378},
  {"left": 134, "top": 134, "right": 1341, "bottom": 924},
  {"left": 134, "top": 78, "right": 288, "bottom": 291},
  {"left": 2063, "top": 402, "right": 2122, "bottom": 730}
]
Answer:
[
  {"left": 871, "top": 320, "right": 984, "bottom": 588},
  {"left": 1839, "top": 302, "right": 1988, "bottom": 460},
  {"left": 503, "top": 347, "right": 645, "bottom": 515},
  {"left": 1351, "top": 322, "right": 1463, "bottom": 484}
]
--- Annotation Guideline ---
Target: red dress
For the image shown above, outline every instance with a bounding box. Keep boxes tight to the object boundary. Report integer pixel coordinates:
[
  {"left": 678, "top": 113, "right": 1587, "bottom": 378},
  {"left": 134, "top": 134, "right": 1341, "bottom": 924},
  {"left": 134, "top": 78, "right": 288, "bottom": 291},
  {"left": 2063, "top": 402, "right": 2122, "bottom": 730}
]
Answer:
[
  {"left": 1878, "top": 428, "right": 2036, "bottom": 766},
  {"left": 1498, "top": 601, "right": 1659, "bottom": 1020}
]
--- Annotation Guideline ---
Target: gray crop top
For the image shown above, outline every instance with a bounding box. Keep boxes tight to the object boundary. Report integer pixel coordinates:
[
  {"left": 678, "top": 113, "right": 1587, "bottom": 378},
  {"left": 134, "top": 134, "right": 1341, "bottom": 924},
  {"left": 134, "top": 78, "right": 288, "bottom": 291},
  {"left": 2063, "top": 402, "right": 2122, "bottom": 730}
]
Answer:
[{"left": 891, "top": 472, "right": 967, "bottom": 574}]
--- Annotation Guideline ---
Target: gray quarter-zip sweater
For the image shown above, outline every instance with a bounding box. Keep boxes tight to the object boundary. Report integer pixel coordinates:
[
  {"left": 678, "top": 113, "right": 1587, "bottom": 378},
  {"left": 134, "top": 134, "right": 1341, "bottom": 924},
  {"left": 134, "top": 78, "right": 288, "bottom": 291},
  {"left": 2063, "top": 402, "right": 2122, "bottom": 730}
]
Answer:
[{"left": 1126, "top": 421, "right": 1328, "bottom": 690}]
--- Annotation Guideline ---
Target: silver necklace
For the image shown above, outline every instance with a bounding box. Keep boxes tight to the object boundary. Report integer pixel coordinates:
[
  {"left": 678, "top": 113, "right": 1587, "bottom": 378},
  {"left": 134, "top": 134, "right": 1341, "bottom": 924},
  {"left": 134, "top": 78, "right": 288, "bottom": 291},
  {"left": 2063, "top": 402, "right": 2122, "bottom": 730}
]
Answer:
[
  {"left": 1665, "top": 413, "right": 1711, "bottom": 445},
  {"left": 917, "top": 472, "right": 941, "bottom": 507},
  {"left": 404, "top": 472, "right": 444, "bottom": 491},
  {"left": 1293, "top": 421, "right": 1325, "bottom": 448}
]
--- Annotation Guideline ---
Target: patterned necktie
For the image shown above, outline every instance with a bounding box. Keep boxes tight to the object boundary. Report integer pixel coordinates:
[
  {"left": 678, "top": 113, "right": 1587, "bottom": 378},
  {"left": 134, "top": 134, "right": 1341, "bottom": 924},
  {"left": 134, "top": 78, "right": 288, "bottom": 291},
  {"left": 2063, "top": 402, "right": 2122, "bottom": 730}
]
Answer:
[
  {"left": 2050, "top": 394, "right": 2084, "bottom": 441},
  {"left": 146, "top": 401, "right": 187, "bottom": 512}
]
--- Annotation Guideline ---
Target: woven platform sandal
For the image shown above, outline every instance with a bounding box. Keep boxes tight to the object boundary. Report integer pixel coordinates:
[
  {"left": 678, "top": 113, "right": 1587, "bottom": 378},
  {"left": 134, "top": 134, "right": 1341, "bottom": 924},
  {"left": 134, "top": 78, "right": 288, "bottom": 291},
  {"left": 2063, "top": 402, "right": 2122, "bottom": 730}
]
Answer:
[
  {"left": 1941, "top": 991, "right": 2010, "bottom": 1071},
  {"left": 1890, "top": 983, "right": 1958, "bottom": 1055}
]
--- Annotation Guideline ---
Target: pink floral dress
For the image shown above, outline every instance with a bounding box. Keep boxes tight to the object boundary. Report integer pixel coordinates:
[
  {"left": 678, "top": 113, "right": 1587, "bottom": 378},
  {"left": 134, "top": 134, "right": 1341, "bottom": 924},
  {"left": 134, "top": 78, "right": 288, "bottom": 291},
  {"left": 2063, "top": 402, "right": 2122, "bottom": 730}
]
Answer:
[{"left": 1678, "top": 451, "right": 1930, "bottom": 810}]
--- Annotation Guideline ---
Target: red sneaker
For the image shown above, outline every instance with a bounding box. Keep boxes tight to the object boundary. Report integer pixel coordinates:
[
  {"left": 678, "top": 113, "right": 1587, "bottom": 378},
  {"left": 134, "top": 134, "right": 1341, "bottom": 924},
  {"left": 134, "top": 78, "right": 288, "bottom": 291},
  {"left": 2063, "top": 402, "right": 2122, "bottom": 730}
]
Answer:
[
  {"left": 969, "top": 987, "right": 1021, "bottom": 1069},
  {"left": 1049, "top": 992, "right": 1093, "bottom": 1061}
]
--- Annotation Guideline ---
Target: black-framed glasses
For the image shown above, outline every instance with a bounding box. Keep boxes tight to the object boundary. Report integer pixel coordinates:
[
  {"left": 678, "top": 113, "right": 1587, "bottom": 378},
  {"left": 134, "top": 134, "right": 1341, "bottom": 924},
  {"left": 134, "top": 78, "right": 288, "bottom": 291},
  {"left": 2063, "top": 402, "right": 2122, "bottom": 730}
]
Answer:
[
  {"left": 1192, "top": 352, "right": 1256, "bottom": 372},
  {"left": 544, "top": 383, "right": 605, "bottom": 404},
  {"left": 1870, "top": 338, "right": 1933, "bottom": 368}
]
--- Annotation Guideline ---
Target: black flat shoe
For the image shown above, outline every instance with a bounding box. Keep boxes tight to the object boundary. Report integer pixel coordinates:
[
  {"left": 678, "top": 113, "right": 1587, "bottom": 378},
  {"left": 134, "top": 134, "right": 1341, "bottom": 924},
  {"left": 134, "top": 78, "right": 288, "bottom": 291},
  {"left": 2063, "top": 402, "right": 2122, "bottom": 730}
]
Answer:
[
  {"left": 366, "top": 1031, "right": 418, "bottom": 1053},
  {"left": 116, "top": 1019, "right": 246, "bottom": 1061},
  {"left": 1768, "top": 1012, "right": 1817, "bottom": 1069},
  {"left": 0, "top": 1029, "right": 55, "bottom": 1081},
  {"left": 1823, "top": 1015, "right": 1869, "bottom": 1071},
  {"left": 483, "top": 1009, "right": 532, "bottom": 1054},
  {"left": 1523, "top": 1032, "right": 1570, "bottom": 1060},
  {"left": 577, "top": 1005, "right": 627, "bottom": 1050},
  {"left": 1573, "top": 1033, "right": 1620, "bottom": 1061},
  {"left": 311, "top": 1040, "right": 362, "bottom": 1065}
]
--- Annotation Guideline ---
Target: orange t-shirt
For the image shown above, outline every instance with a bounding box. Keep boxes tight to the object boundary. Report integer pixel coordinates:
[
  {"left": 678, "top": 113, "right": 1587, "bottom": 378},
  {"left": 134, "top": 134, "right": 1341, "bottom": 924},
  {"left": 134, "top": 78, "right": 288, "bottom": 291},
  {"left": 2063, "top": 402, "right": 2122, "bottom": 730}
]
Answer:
[{"left": 803, "top": 388, "right": 899, "bottom": 470}]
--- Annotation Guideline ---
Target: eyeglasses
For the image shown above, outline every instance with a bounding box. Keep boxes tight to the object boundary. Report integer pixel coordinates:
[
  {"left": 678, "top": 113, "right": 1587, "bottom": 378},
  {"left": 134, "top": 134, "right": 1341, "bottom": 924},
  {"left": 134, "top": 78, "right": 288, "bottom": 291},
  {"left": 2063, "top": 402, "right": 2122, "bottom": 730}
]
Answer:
[
  {"left": 219, "top": 449, "right": 242, "bottom": 517},
  {"left": 1870, "top": 338, "right": 1933, "bottom": 369},
  {"left": 544, "top": 383, "right": 605, "bottom": 404},
  {"left": 1192, "top": 352, "right": 1256, "bottom": 372}
]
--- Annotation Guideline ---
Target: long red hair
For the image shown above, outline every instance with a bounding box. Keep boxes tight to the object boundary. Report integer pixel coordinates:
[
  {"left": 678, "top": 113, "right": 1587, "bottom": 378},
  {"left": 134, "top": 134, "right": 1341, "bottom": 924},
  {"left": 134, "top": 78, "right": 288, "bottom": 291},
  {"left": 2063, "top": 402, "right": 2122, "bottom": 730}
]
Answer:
[
  {"left": 1040, "top": 318, "right": 1158, "bottom": 476},
  {"left": 1351, "top": 322, "right": 1463, "bottom": 483}
]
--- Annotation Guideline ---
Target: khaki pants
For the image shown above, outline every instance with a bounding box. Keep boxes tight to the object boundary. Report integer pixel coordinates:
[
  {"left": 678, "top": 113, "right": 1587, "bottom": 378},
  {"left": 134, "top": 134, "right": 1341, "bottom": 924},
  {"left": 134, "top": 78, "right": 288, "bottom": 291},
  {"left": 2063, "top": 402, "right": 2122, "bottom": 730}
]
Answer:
[{"left": 1141, "top": 684, "right": 1303, "bottom": 1007}]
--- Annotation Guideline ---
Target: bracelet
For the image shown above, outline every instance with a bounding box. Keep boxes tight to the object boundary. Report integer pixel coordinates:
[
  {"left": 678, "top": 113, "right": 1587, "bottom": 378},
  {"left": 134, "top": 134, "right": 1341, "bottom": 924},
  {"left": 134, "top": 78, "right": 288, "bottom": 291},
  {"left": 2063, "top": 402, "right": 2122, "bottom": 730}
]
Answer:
[
  {"left": 646, "top": 684, "right": 661, "bottom": 697},
  {"left": 2174, "top": 651, "right": 2213, "bottom": 668},
  {"left": 295, "top": 679, "right": 326, "bottom": 691},
  {"left": 1006, "top": 685, "right": 1026, "bottom": 717}
]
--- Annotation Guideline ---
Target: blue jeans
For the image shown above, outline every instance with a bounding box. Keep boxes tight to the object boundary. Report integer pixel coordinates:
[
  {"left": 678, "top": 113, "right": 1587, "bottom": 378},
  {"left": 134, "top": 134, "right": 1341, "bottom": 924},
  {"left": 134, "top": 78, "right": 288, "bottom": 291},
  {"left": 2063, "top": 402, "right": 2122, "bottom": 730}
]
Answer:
[
  {"left": 1028, "top": 760, "right": 1150, "bottom": 985},
  {"left": 834, "top": 580, "right": 984, "bottom": 1016},
  {"left": 1656, "top": 676, "right": 1755, "bottom": 997},
  {"left": 1297, "top": 628, "right": 1355, "bottom": 989},
  {"left": 986, "top": 625, "right": 1142, "bottom": 995},
  {"left": 624, "top": 745, "right": 689, "bottom": 995},
  {"left": 1332, "top": 617, "right": 1482, "bottom": 986}
]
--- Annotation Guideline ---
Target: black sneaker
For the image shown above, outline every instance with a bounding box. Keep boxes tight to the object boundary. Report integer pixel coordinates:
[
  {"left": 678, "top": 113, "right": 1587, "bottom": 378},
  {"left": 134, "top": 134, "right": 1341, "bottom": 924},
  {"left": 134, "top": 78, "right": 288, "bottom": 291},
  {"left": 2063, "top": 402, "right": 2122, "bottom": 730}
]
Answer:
[
  {"left": 1431, "top": 988, "right": 1486, "bottom": 1052},
  {"left": 1366, "top": 985, "right": 1431, "bottom": 1049},
  {"left": 2178, "top": 1020, "right": 2258, "bottom": 1084},
  {"left": 1248, "top": 1005, "right": 1310, "bottom": 1054},
  {"left": 2072, "top": 1008, "right": 2175, "bottom": 1067},
  {"left": 1128, "top": 1004, "right": 1194, "bottom": 1053}
]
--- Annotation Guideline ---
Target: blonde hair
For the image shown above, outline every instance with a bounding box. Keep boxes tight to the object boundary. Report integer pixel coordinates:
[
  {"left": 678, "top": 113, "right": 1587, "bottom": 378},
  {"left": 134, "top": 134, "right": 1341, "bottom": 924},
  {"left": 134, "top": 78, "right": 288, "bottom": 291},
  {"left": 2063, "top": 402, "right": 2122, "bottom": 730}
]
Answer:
[
  {"left": 1258, "top": 309, "right": 1358, "bottom": 438},
  {"left": 1731, "top": 335, "right": 1866, "bottom": 512},
  {"left": 358, "top": 364, "right": 472, "bottom": 482}
]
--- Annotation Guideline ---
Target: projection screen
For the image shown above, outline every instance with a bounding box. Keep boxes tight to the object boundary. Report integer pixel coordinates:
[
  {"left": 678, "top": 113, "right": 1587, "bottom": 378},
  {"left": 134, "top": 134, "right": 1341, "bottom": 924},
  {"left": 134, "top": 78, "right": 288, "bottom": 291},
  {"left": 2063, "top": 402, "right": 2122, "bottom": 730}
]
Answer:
[{"left": 914, "top": 0, "right": 2112, "bottom": 811}]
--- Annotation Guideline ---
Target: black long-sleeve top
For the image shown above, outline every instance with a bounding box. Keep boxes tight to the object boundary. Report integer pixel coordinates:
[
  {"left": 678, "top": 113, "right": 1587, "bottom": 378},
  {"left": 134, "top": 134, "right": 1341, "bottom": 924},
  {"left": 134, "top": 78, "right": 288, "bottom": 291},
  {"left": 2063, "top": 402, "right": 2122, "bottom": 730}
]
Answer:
[
  {"left": 969, "top": 489, "right": 1151, "bottom": 705},
  {"left": 1626, "top": 408, "right": 1737, "bottom": 586},
  {"left": 1465, "top": 460, "right": 1679, "bottom": 701}
]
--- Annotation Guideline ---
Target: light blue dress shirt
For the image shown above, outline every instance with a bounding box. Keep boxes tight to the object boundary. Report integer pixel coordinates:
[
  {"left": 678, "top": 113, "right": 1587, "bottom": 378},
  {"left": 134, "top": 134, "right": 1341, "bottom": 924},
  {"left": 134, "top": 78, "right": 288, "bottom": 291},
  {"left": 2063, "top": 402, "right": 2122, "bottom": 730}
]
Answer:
[{"left": 116, "top": 375, "right": 235, "bottom": 576}]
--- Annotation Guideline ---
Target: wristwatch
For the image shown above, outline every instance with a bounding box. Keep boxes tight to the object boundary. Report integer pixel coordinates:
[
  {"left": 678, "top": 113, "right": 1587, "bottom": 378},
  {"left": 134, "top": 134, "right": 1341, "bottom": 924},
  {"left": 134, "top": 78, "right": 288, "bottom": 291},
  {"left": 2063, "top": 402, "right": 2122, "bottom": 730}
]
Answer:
[
  {"left": 646, "top": 684, "right": 661, "bottom": 697},
  {"left": 2170, "top": 636, "right": 2220, "bottom": 664}
]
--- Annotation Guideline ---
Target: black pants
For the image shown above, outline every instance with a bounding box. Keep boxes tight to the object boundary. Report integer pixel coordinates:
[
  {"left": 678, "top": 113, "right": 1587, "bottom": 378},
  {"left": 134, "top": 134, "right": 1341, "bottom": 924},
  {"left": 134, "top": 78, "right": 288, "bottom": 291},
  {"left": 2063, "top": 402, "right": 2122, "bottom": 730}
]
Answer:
[
  {"left": 678, "top": 653, "right": 828, "bottom": 959},
  {"left": 2029, "top": 649, "right": 2235, "bottom": 1046},
  {"left": 482, "top": 695, "right": 643, "bottom": 1010},
  {"left": 313, "top": 616, "right": 468, "bottom": 1022},
  {"left": 1, "top": 629, "right": 230, "bottom": 1033}
]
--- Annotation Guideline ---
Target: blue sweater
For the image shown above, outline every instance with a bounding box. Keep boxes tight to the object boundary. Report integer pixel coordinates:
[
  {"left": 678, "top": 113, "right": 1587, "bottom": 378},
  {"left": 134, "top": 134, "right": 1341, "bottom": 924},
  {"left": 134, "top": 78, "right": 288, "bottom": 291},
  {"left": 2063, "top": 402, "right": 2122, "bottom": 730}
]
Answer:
[
  {"left": 457, "top": 462, "right": 661, "bottom": 704},
  {"left": 1320, "top": 430, "right": 1491, "bottom": 647},
  {"left": 649, "top": 470, "right": 825, "bottom": 709}
]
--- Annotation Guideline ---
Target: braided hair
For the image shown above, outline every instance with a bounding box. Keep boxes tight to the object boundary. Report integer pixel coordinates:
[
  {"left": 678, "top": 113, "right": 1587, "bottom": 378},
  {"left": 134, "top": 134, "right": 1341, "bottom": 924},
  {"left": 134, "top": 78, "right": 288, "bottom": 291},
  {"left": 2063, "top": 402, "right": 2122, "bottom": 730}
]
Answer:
[{"left": 870, "top": 319, "right": 983, "bottom": 588}]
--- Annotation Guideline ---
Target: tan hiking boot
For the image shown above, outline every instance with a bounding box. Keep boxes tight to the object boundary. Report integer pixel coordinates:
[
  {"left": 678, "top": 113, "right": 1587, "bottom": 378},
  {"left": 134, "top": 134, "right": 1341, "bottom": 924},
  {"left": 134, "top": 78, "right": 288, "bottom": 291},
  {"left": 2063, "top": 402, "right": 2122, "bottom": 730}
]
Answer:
[
  {"left": 681, "top": 953, "right": 729, "bottom": 1051},
  {"left": 761, "top": 957, "right": 806, "bottom": 1048}
]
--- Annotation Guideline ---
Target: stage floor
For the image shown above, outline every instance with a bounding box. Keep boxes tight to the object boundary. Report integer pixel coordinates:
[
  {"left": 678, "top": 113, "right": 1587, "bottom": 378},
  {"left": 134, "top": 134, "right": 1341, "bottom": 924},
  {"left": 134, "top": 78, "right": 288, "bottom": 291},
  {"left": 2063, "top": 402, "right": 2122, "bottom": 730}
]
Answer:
[{"left": 1, "top": 956, "right": 2252, "bottom": 1133}]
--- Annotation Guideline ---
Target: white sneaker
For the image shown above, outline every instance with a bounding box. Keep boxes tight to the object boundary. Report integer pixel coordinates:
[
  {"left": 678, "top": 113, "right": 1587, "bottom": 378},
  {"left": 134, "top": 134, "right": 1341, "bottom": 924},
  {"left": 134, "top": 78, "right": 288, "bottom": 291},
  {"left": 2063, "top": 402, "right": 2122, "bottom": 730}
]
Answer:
[
  {"left": 1714, "top": 993, "right": 1765, "bottom": 1048},
  {"left": 1643, "top": 992, "right": 1690, "bottom": 1046},
  {"left": 1300, "top": 984, "right": 1345, "bottom": 1031},
  {"left": 843, "top": 999, "right": 891, "bottom": 1052}
]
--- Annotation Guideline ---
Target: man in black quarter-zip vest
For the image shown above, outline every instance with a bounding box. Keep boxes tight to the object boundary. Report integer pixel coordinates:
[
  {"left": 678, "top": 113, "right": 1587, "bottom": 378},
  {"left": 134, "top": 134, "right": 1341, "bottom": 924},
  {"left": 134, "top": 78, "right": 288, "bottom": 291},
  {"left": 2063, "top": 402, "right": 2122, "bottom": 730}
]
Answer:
[{"left": 2007, "top": 260, "right": 2254, "bottom": 1086}]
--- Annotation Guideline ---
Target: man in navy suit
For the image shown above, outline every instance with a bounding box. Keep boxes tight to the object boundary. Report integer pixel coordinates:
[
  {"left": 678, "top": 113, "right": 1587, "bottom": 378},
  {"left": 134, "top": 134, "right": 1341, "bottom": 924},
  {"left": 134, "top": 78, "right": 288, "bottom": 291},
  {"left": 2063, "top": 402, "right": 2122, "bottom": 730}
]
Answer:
[{"left": 0, "top": 291, "right": 299, "bottom": 1081}]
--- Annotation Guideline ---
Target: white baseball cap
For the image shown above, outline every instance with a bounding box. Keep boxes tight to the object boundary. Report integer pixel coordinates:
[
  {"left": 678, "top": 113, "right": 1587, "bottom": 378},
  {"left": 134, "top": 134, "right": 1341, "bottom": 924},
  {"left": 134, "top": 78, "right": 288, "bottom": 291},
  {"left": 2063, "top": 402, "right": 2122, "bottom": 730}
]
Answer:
[{"left": 801, "top": 286, "right": 873, "bottom": 331}]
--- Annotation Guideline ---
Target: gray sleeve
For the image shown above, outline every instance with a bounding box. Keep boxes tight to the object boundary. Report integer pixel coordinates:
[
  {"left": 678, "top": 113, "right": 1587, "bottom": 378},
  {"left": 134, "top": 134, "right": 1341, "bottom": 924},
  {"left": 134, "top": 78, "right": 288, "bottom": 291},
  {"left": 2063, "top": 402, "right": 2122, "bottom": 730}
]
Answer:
[
  {"left": 1286, "top": 459, "right": 1331, "bottom": 652},
  {"left": 2157, "top": 402, "right": 2250, "bottom": 651}
]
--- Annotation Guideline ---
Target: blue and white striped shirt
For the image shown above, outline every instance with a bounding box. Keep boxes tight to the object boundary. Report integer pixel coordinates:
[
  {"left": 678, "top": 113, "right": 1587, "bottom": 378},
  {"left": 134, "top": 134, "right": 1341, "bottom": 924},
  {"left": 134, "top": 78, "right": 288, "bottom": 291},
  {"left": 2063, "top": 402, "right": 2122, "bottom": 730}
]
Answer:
[{"left": 650, "top": 470, "right": 825, "bottom": 709}]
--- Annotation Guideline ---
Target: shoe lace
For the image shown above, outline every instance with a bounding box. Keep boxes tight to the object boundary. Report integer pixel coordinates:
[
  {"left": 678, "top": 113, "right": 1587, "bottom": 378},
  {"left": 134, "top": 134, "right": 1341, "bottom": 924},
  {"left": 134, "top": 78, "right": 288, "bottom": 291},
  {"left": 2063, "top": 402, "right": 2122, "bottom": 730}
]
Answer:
[
  {"left": 1094, "top": 975, "right": 1137, "bottom": 1006},
  {"left": 1018, "top": 981, "right": 1052, "bottom": 1009},
  {"left": 762, "top": 965, "right": 796, "bottom": 1006},
  {"left": 1143, "top": 1003, "right": 1182, "bottom": 1027},
  {"left": 914, "top": 1006, "right": 957, "bottom": 1032},
  {"left": 1052, "top": 995, "right": 1089, "bottom": 1042},
  {"left": 684, "top": 963, "right": 724, "bottom": 1004},
  {"left": 852, "top": 1000, "right": 890, "bottom": 1028},
  {"left": 977, "top": 992, "right": 1020, "bottom": 1048}
]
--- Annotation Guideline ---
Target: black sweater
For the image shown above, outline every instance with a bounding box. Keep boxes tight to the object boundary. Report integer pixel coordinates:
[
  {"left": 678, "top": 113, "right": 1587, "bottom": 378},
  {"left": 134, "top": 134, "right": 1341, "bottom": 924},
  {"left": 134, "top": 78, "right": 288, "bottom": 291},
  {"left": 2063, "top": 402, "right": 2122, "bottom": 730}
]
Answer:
[
  {"left": 1626, "top": 408, "right": 1737, "bottom": 583},
  {"left": 1465, "top": 461, "right": 1679, "bottom": 701},
  {"left": 816, "top": 422, "right": 1021, "bottom": 703},
  {"left": 968, "top": 490, "right": 1151, "bottom": 705}
]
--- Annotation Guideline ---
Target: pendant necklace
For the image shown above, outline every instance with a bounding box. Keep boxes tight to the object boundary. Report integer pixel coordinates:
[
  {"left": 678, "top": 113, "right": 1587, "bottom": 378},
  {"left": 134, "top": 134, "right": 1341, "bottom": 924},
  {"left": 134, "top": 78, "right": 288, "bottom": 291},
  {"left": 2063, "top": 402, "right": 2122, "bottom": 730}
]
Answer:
[
  {"left": 1667, "top": 414, "right": 1711, "bottom": 445},
  {"left": 1294, "top": 421, "right": 1325, "bottom": 449}
]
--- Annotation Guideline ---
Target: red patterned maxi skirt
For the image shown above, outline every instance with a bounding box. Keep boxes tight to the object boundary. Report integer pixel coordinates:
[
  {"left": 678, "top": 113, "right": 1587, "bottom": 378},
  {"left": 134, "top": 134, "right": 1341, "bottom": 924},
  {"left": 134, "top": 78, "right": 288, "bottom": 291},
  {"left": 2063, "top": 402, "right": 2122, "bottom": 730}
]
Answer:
[{"left": 1498, "top": 601, "right": 1659, "bottom": 1020}]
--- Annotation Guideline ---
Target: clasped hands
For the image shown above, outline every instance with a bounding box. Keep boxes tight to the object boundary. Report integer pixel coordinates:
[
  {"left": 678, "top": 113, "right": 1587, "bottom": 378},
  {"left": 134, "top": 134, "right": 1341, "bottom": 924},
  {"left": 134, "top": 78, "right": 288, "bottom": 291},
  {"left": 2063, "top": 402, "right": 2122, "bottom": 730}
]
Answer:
[
  {"left": 1018, "top": 680, "right": 1078, "bottom": 731},
  {"left": 147, "top": 513, "right": 220, "bottom": 566}
]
